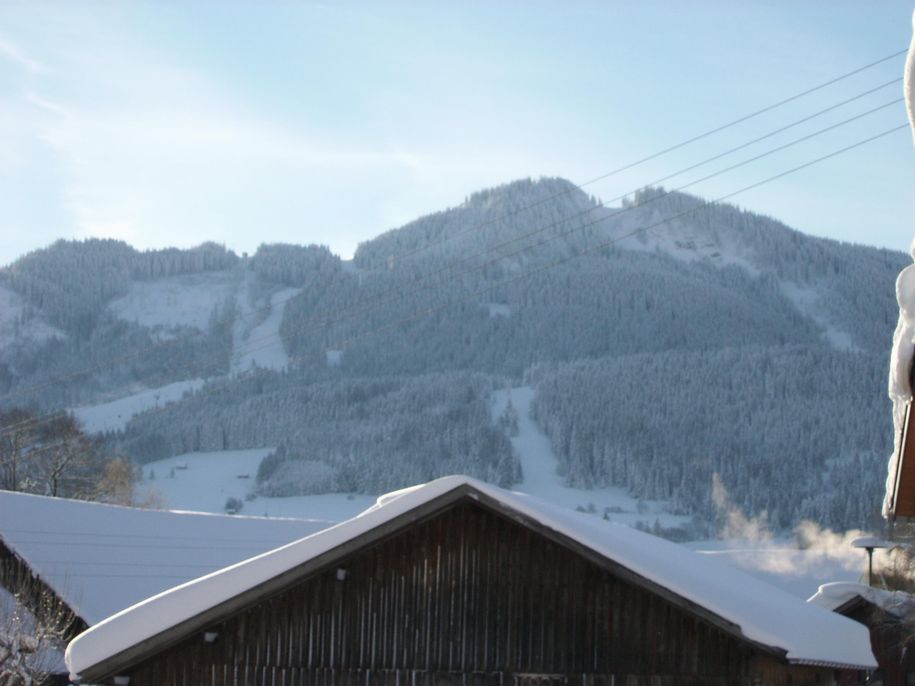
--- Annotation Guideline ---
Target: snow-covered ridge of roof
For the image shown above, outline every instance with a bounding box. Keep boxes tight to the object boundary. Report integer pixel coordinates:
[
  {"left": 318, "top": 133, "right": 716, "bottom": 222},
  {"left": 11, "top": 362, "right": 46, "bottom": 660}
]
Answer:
[
  {"left": 809, "top": 581, "right": 915, "bottom": 618},
  {"left": 66, "top": 476, "right": 876, "bottom": 678},
  {"left": 0, "top": 490, "right": 331, "bottom": 625}
]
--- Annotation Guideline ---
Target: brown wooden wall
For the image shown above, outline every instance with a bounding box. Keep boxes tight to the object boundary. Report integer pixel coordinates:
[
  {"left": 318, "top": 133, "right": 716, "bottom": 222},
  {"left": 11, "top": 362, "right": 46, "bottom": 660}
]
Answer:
[
  {"left": 120, "top": 501, "right": 836, "bottom": 686},
  {"left": 836, "top": 602, "right": 911, "bottom": 686}
]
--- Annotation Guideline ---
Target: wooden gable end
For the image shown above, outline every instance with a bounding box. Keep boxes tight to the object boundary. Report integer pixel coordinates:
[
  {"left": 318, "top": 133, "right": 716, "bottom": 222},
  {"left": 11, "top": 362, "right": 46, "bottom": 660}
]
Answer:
[
  {"left": 890, "top": 402, "right": 915, "bottom": 519},
  {"left": 109, "top": 499, "right": 834, "bottom": 686}
]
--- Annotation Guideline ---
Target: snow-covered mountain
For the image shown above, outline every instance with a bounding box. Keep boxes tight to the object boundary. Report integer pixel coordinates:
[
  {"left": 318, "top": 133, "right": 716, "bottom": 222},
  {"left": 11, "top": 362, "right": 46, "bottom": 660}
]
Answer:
[{"left": 0, "top": 177, "right": 904, "bottom": 532}]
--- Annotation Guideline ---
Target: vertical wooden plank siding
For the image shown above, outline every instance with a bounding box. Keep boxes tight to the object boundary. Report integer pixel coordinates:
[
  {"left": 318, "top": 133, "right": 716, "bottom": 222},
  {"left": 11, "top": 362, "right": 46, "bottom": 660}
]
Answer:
[{"left": 121, "top": 501, "right": 835, "bottom": 686}]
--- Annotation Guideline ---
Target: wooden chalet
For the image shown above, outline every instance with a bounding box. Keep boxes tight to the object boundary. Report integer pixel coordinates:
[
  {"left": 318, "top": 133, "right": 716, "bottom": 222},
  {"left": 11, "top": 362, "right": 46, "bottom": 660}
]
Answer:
[
  {"left": 67, "top": 476, "right": 875, "bottom": 686},
  {"left": 810, "top": 582, "right": 915, "bottom": 686}
]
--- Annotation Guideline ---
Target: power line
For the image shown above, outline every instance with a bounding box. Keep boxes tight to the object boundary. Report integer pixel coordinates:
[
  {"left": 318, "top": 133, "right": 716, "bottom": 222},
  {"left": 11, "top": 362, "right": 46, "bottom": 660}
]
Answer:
[
  {"left": 15, "top": 123, "right": 907, "bottom": 462},
  {"left": 330, "top": 124, "right": 910, "bottom": 351},
  {"left": 390, "top": 49, "right": 909, "bottom": 264},
  {"left": 291, "top": 97, "right": 904, "bottom": 339},
  {"left": 1, "top": 78, "right": 904, "bottom": 442},
  {"left": 0, "top": 50, "right": 905, "bottom": 414}
]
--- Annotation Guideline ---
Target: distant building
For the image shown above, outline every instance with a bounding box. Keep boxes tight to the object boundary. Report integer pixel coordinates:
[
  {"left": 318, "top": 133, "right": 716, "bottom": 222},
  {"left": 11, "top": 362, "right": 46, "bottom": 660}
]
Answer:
[
  {"left": 0, "top": 490, "right": 330, "bottom": 683},
  {"left": 67, "top": 476, "right": 875, "bottom": 685}
]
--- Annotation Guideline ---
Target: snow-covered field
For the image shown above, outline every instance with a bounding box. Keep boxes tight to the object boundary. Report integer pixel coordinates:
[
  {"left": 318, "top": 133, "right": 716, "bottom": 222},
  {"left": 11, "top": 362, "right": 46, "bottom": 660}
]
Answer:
[
  {"left": 492, "top": 386, "right": 690, "bottom": 530},
  {"left": 107, "top": 271, "right": 236, "bottom": 331},
  {"left": 72, "top": 379, "right": 204, "bottom": 434},
  {"left": 137, "top": 448, "right": 375, "bottom": 521}
]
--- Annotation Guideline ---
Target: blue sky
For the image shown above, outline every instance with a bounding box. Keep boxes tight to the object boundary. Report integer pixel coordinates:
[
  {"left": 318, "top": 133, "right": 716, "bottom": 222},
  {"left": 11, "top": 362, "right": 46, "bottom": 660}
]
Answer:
[{"left": 1, "top": 1, "right": 914, "bottom": 266}]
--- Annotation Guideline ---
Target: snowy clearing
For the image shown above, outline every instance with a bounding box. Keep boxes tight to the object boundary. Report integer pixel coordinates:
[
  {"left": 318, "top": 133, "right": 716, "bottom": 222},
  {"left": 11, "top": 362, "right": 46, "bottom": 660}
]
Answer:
[
  {"left": 612, "top": 208, "right": 758, "bottom": 274},
  {"left": 231, "top": 285, "right": 300, "bottom": 373},
  {"left": 72, "top": 379, "right": 204, "bottom": 434},
  {"left": 0, "top": 284, "right": 63, "bottom": 350},
  {"left": 483, "top": 302, "right": 511, "bottom": 317},
  {"left": 491, "top": 387, "right": 690, "bottom": 530},
  {"left": 107, "top": 271, "right": 236, "bottom": 331},
  {"left": 137, "top": 448, "right": 375, "bottom": 521},
  {"left": 781, "top": 282, "right": 855, "bottom": 351}
]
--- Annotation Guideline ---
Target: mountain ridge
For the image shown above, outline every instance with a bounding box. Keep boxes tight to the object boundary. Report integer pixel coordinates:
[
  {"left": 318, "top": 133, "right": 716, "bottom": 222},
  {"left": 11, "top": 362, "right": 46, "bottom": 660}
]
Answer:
[{"left": 0, "top": 177, "right": 903, "bottom": 531}]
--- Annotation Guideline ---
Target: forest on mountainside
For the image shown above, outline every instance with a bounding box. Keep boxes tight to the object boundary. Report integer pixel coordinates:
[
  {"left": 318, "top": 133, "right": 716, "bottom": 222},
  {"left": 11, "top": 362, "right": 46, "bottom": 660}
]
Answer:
[{"left": 0, "top": 178, "right": 903, "bottom": 530}]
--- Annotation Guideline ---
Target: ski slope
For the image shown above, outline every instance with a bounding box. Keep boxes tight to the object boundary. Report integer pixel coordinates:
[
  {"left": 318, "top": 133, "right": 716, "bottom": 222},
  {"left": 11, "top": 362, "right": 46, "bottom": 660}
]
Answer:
[
  {"left": 134, "top": 389, "right": 870, "bottom": 600},
  {"left": 72, "top": 379, "right": 204, "bottom": 434},
  {"left": 231, "top": 285, "right": 300, "bottom": 373},
  {"left": 491, "top": 386, "right": 689, "bottom": 529}
]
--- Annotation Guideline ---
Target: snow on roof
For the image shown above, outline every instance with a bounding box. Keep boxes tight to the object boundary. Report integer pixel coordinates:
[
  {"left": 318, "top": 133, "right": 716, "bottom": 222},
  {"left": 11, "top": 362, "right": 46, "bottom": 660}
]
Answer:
[
  {"left": 66, "top": 476, "right": 876, "bottom": 679},
  {"left": 0, "top": 490, "right": 331, "bottom": 626},
  {"left": 809, "top": 581, "right": 915, "bottom": 618}
]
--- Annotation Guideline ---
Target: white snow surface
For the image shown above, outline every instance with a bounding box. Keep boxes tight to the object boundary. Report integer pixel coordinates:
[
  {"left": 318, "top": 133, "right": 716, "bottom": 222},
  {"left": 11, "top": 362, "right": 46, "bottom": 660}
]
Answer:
[
  {"left": 0, "top": 490, "right": 330, "bottom": 627},
  {"left": 71, "top": 379, "right": 203, "bottom": 434},
  {"left": 492, "top": 387, "right": 689, "bottom": 529},
  {"left": 107, "top": 271, "right": 235, "bottom": 331},
  {"left": 66, "top": 476, "right": 876, "bottom": 677},
  {"left": 483, "top": 302, "right": 511, "bottom": 317},
  {"left": 809, "top": 581, "right": 915, "bottom": 618},
  {"left": 613, "top": 208, "right": 758, "bottom": 274},
  {"left": 136, "top": 449, "right": 375, "bottom": 521},
  {"left": 906, "top": 9, "right": 915, "bottom": 146},
  {"left": 885, "top": 262, "right": 915, "bottom": 515},
  {"left": 231, "top": 284, "right": 300, "bottom": 373},
  {"left": 780, "top": 282, "right": 855, "bottom": 351},
  {"left": 0, "top": 285, "right": 63, "bottom": 350}
]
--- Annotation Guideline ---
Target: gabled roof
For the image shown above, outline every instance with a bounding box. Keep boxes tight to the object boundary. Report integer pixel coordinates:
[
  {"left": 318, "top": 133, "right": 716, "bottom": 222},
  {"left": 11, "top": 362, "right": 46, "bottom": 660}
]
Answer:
[
  {"left": 809, "top": 581, "right": 915, "bottom": 618},
  {"left": 66, "top": 476, "right": 877, "bottom": 681},
  {"left": 0, "top": 490, "right": 331, "bottom": 625}
]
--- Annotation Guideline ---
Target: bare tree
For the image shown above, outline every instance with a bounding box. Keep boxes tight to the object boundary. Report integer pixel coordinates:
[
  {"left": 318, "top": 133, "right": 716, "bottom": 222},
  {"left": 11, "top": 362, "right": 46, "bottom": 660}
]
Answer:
[
  {"left": 36, "top": 415, "right": 100, "bottom": 498},
  {"left": 0, "top": 570, "right": 80, "bottom": 686},
  {"left": 0, "top": 409, "right": 37, "bottom": 493}
]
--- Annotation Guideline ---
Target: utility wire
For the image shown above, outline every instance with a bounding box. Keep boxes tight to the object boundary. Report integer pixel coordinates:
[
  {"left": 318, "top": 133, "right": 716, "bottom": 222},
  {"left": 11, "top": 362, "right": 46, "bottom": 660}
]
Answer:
[
  {"left": 0, "top": 78, "right": 904, "bottom": 441},
  {"left": 15, "top": 123, "right": 907, "bottom": 462},
  {"left": 0, "top": 97, "right": 904, "bottom": 440},
  {"left": 0, "top": 50, "right": 905, "bottom": 414}
]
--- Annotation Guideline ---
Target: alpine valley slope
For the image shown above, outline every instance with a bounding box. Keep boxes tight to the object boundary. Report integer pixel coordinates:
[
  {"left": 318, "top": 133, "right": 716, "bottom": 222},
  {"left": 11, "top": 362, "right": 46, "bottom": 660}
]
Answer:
[{"left": 0, "top": 178, "right": 903, "bottom": 532}]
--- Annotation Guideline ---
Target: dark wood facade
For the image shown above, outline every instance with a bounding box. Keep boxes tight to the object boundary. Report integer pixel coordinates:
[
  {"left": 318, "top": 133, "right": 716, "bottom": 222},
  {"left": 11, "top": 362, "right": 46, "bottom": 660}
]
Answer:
[
  {"left": 833, "top": 597, "right": 915, "bottom": 686},
  {"left": 87, "top": 496, "right": 843, "bottom": 686},
  {"left": 889, "top": 401, "right": 915, "bottom": 519}
]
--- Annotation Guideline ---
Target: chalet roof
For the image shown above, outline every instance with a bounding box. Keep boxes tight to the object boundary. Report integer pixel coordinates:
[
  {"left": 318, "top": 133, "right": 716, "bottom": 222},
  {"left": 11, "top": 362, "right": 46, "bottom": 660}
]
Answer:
[
  {"left": 809, "top": 581, "right": 915, "bottom": 618},
  {"left": 0, "top": 489, "right": 331, "bottom": 625},
  {"left": 65, "top": 476, "right": 877, "bottom": 680}
]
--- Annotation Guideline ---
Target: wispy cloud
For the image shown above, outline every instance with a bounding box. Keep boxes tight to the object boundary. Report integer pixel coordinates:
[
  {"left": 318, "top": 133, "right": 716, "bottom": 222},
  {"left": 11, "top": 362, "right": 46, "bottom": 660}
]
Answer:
[{"left": 0, "top": 35, "right": 43, "bottom": 72}]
